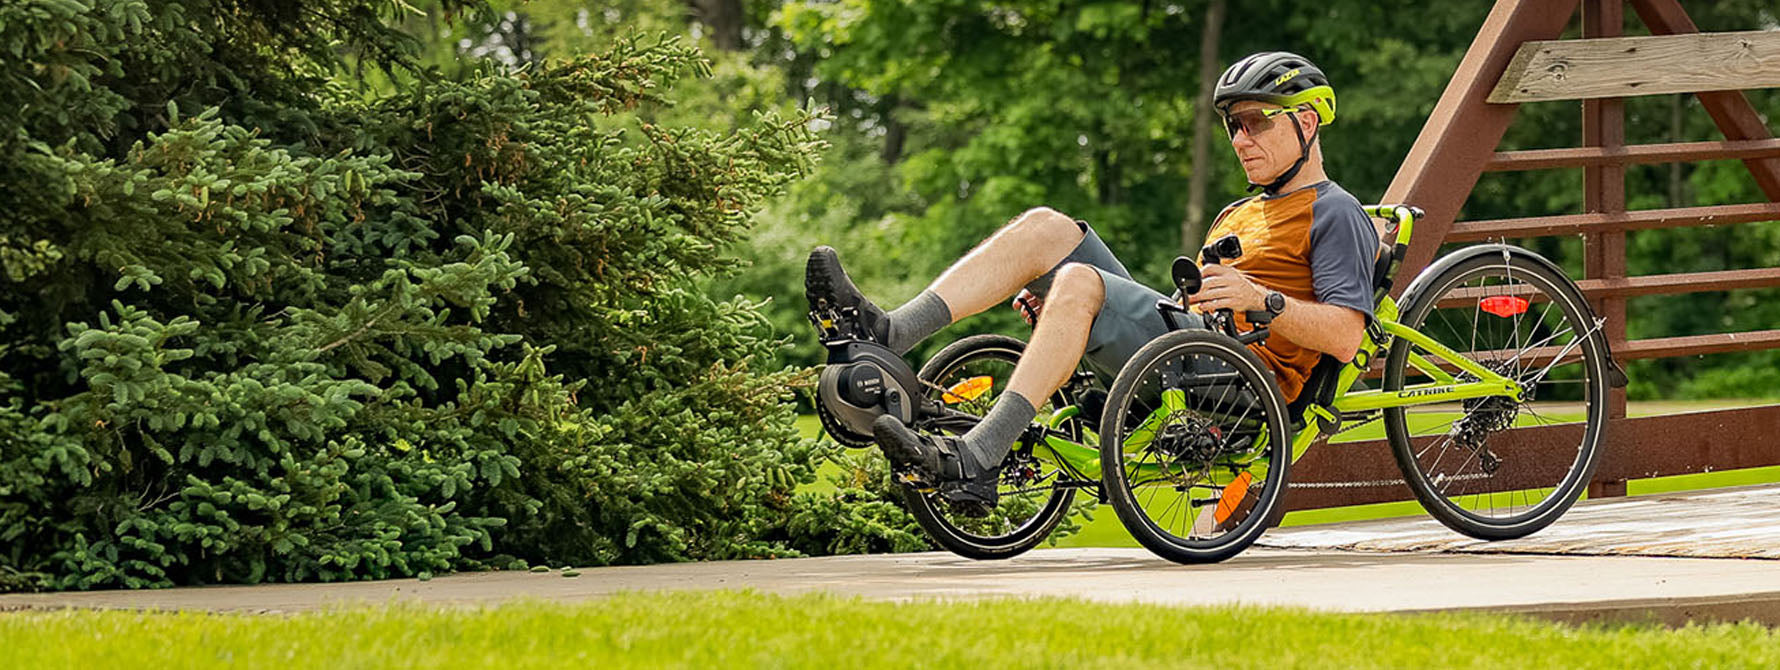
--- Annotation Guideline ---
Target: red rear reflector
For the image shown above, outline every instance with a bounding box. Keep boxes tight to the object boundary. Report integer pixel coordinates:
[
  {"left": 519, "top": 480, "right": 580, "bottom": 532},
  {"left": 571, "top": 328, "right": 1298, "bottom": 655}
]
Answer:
[{"left": 1480, "top": 295, "right": 1529, "bottom": 318}]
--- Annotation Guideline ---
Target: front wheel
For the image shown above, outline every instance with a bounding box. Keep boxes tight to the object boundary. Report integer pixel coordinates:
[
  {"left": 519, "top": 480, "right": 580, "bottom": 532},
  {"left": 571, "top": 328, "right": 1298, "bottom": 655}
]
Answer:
[
  {"left": 1100, "top": 329, "right": 1292, "bottom": 564},
  {"left": 904, "top": 334, "right": 1080, "bottom": 560},
  {"left": 1384, "top": 248, "right": 1610, "bottom": 540}
]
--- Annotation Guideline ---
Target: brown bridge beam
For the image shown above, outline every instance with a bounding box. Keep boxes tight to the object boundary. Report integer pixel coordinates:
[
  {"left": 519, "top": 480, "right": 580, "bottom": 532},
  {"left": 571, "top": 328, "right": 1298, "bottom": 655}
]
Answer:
[
  {"left": 1379, "top": 0, "right": 1581, "bottom": 287},
  {"left": 1283, "top": 404, "right": 1780, "bottom": 511},
  {"left": 1430, "top": 268, "right": 1780, "bottom": 308},
  {"left": 1486, "top": 139, "right": 1780, "bottom": 172},
  {"left": 1446, "top": 202, "right": 1780, "bottom": 241}
]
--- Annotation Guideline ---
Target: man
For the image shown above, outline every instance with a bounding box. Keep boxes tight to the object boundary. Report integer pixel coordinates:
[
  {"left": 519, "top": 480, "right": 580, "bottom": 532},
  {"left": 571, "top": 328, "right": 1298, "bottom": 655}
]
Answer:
[{"left": 805, "top": 52, "right": 1379, "bottom": 512}]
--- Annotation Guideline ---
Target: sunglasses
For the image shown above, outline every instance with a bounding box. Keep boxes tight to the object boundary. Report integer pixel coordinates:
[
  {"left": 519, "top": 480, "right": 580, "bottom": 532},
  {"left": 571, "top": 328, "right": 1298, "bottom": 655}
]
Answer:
[{"left": 1222, "top": 107, "right": 1299, "bottom": 139}]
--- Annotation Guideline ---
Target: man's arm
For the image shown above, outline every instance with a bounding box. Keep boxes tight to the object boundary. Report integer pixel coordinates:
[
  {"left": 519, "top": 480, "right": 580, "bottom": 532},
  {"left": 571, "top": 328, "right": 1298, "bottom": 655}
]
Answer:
[
  {"left": 1187, "top": 264, "right": 1365, "bottom": 360},
  {"left": 1262, "top": 294, "right": 1364, "bottom": 361}
]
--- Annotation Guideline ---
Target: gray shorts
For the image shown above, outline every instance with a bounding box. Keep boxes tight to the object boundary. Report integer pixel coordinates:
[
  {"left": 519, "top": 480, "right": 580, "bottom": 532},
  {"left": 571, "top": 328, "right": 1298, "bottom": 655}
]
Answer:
[{"left": 1024, "top": 221, "right": 1206, "bottom": 380}]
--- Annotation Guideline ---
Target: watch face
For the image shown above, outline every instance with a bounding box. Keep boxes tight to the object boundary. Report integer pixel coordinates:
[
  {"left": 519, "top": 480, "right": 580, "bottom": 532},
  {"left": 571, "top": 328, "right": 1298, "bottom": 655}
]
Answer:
[{"left": 1267, "top": 291, "right": 1286, "bottom": 313}]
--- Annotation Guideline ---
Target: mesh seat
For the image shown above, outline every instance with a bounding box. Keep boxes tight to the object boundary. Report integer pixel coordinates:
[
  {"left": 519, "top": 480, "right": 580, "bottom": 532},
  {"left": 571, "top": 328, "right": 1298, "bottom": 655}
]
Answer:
[{"left": 1287, "top": 237, "right": 1400, "bottom": 427}]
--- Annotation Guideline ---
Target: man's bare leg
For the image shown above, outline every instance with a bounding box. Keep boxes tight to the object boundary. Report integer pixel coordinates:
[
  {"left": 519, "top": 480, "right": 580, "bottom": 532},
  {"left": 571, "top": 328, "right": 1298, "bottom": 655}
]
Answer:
[
  {"left": 926, "top": 207, "right": 1086, "bottom": 321},
  {"left": 874, "top": 263, "right": 1104, "bottom": 505},
  {"left": 807, "top": 206, "right": 1085, "bottom": 355},
  {"left": 1004, "top": 262, "right": 1102, "bottom": 404}
]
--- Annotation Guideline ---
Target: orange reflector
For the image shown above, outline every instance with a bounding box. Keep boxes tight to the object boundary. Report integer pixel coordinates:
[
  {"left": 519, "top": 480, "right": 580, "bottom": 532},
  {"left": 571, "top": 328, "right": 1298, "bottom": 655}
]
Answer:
[
  {"left": 1480, "top": 295, "right": 1530, "bottom": 318},
  {"left": 942, "top": 376, "right": 994, "bottom": 404},
  {"left": 1213, "top": 472, "right": 1255, "bottom": 526}
]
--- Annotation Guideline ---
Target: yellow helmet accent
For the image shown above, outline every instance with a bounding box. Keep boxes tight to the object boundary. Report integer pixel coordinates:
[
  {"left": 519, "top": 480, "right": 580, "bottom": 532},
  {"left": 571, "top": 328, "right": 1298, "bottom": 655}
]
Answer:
[{"left": 1280, "top": 84, "right": 1337, "bottom": 126}]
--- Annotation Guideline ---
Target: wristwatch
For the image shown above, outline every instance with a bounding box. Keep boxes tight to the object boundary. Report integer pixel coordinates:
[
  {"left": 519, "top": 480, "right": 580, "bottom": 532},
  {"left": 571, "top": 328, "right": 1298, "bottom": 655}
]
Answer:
[{"left": 1264, "top": 290, "right": 1287, "bottom": 316}]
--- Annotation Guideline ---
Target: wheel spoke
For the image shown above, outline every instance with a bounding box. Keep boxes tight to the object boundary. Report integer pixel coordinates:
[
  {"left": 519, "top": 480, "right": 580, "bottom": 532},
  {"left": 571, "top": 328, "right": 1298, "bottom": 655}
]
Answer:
[
  {"left": 1102, "top": 334, "right": 1288, "bottom": 563},
  {"left": 1384, "top": 257, "right": 1606, "bottom": 538}
]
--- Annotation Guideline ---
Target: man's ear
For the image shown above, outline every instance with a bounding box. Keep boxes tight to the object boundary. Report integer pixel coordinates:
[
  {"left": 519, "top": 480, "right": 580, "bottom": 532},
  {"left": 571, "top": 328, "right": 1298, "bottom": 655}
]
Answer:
[{"left": 1297, "top": 107, "right": 1319, "bottom": 134}]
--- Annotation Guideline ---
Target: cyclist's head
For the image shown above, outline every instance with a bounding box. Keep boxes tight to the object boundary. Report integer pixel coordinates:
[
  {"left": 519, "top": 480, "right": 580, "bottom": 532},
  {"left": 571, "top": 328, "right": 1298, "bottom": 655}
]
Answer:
[
  {"left": 1214, "top": 52, "right": 1336, "bottom": 194},
  {"left": 1213, "top": 51, "right": 1336, "bottom": 127}
]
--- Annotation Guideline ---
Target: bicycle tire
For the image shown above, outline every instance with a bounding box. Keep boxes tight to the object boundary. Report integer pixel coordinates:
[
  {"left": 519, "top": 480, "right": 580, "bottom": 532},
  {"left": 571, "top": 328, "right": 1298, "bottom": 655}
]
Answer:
[
  {"left": 904, "top": 334, "right": 1078, "bottom": 560},
  {"left": 1383, "top": 247, "right": 1609, "bottom": 540},
  {"left": 1099, "top": 329, "right": 1292, "bottom": 564}
]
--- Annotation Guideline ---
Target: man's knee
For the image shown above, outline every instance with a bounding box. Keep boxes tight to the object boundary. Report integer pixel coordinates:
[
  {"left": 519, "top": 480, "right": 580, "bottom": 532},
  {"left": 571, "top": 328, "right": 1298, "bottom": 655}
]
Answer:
[
  {"left": 1007, "top": 206, "right": 1084, "bottom": 248},
  {"left": 1048, "top": 263, "right": 1105, "bottom": 314}
]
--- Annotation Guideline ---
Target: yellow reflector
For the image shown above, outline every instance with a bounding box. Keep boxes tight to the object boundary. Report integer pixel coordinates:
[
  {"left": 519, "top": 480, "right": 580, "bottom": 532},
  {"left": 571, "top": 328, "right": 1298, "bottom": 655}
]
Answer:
[{"left": 942, "top": 376, "right": 993, "bottom": 404}]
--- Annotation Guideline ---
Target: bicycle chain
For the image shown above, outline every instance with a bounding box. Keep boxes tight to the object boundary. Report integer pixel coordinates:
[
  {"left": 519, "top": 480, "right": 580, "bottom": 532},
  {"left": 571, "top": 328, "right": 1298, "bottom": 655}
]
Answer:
[
  {"left": 914, "top": 378, "right": 1453, "bottom": 492},
  {"left": 1287, "top": 410, "right": 1398, "bottom": 489}
]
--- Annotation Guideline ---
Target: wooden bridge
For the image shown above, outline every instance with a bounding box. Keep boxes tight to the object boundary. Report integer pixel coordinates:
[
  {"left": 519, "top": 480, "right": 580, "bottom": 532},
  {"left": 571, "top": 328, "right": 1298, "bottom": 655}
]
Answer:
[{"left": 1289, "top": 0, "right": 1780, "bottom": 511}]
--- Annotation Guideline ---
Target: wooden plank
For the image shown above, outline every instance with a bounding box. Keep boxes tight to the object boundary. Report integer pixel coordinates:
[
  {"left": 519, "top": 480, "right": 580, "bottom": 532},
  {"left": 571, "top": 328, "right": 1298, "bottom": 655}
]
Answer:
[
  {"left": 1446, "top": 202, "right": 1780, "bottom": 241},
  {"left": 1485, "top": 139, "right": 1780, "bottom": 172},
  {"left": 1488, "top": 30, "right": 1780, "bottom": 103},
  {"left": 1618, "top": 329, "right": 1780, "bottom": 358},
  {"left": 1630, "top": 0, "right": 1780, "bottom": 200},
  {"left": 1429, "top": 268, "right": 1780, "bottom": 308},
  {"left": 1358, "top": 330, "right": 1780, "bottom": 376},
  {"left": 1380, "top": 0, "right": 1581, "bottom": 291},
  {"left": 1272, "top": 483, "right": 1780, "bottom": 559},
  {"left": 1284, "top": 404, "right": 1780, "bottom": 511},
  {"left": 1576, "top": 267, "right": 1780, "bottom": 298},
  {"left": 1421, "top": 330, "right": 1780, "bottom": 363}
]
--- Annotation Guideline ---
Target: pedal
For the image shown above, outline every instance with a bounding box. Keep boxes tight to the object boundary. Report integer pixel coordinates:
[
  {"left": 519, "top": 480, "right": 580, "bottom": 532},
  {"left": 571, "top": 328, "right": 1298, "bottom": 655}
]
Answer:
[
  {"left": 894, "top": 470, "right": 937, "bottom": 492},
  {"left": 808, "top": 304, "right": 862, "bottom": 343},
  {"left": 808, "top": 305, "right": 840, "bottom": 340}
]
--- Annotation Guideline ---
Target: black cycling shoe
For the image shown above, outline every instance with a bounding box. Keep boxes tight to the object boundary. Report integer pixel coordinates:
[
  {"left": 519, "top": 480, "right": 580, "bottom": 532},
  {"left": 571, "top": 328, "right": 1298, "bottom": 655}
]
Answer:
[
  {"left": 872, "top": 415, "right": 1000, "bottom": 518},
  {"left": 806, "top": 246, "right": 890, "bottom": 343}
]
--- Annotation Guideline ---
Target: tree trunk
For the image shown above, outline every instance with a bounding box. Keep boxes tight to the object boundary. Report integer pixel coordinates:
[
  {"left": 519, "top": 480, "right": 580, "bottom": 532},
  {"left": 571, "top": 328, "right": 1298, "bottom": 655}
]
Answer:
[
  {"left": 1182, "top": 0, "right": 1226, "bottom": 254},
  {"left": 881, "top": 96, "right": 907, "bottom": 164},
  {"left": 1669, "top": 93, "right": 1685, "bottom": 207},
  {"left": 688, "top": 0, "right": 745, "bottom": 51}
]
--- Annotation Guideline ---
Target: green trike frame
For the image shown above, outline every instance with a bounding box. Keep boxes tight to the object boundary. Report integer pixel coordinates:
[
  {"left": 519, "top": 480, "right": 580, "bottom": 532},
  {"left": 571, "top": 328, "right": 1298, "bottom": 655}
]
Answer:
[{"left": 925, "top": 203, "right": 1615, "bottom": 562}]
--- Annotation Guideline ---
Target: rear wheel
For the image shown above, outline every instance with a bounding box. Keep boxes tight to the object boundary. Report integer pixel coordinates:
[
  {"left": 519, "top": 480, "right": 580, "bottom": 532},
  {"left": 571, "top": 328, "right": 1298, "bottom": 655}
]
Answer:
[
  {"left": 1384, "top": 250, "right": 1609, "bottom": 540},
  {"left": 1099, "top": 329, "right": 1291, "bottom": 564},
  {"left": 904, "top": 334, "right": 1080, "bottom": 560}
]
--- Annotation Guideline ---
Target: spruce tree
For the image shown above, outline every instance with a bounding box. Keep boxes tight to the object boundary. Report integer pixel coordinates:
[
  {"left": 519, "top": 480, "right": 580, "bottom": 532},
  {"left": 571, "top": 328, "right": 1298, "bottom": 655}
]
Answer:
[{"left": 0, "top": 0, "right": 864, "bottom": 590}]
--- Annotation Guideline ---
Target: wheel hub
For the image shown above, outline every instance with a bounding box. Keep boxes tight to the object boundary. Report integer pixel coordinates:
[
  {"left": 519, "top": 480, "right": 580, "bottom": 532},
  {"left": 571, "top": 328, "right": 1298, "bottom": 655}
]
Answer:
[
  {"left": 1153, "top": 415, "right": 1225, "bottom": 463},
  {"left": 1450, "top": 364, "right": 1522, "bottom": 473}
]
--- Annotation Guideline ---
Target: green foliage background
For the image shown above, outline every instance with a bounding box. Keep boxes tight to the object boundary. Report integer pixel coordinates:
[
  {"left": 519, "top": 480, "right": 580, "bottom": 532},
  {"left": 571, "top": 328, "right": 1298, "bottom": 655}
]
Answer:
[{"left": 712, "top": 0, "right": 1780, "bottom": 397}]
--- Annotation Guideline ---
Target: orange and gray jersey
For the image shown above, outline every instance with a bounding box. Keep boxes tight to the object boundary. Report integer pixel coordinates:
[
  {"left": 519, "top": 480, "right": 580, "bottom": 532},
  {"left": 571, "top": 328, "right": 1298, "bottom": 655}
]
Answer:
[{"left": 1206, "top": 180, "right": 1377, "bottom": 401}]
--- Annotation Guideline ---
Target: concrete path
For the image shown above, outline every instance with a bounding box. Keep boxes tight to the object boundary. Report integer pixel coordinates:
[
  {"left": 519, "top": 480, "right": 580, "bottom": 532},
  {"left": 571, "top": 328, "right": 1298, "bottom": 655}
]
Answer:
[
  {"left": 2, "top": 547, "right": 1776, "bottom": 625},
  {"left": 4, "top": 486, "right": 1778, "bottom": 626},
  {"left": 1263, "top": 484, "right": 1780, "bottom": 559}
]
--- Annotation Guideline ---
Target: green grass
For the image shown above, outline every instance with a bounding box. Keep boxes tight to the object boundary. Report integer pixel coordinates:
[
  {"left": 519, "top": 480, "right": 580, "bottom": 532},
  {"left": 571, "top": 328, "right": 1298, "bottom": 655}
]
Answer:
[
  {"left": 3, "top": 591, "right": 1775, "bottom": 668},
  {"left": 798, "top": 399, "right": 1780, "bottom": 548}
]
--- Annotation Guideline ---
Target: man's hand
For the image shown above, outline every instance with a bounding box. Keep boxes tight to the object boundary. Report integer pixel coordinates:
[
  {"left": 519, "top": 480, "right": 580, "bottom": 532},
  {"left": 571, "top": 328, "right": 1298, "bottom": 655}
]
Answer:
[
  {"left": 1012, "top": 289, "right": 1044, "bottom": 326},
  {"left": 1188, "top": 264, "right": 1267, "bottom": 312}
]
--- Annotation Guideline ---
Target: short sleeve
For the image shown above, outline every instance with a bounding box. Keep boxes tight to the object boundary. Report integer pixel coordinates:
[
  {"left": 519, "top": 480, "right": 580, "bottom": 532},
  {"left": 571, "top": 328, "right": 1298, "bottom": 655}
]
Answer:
[{"left": 1308, "top": 194, "right": 1378, "bottom": 319}]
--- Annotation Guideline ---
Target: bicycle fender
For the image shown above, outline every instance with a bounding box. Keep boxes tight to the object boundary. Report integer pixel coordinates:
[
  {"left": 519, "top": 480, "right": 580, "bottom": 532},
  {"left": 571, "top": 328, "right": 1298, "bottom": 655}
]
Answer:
[
  {"left": 1398, "top": 244, "right": 1567, "bottom": 305},
  {"left": 1400, "top": 244, "right": 1628, "bottom": 388}
]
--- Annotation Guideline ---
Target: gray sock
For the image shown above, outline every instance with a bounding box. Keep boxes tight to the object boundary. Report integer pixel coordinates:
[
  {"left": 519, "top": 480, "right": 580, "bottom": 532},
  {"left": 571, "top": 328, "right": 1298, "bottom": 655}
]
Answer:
[
  {"left": 885, "top": 290, "right": 952, "bottom": 355},
  {"left": 961, "top": 391, "right": 1038, "bottom": 473}
]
